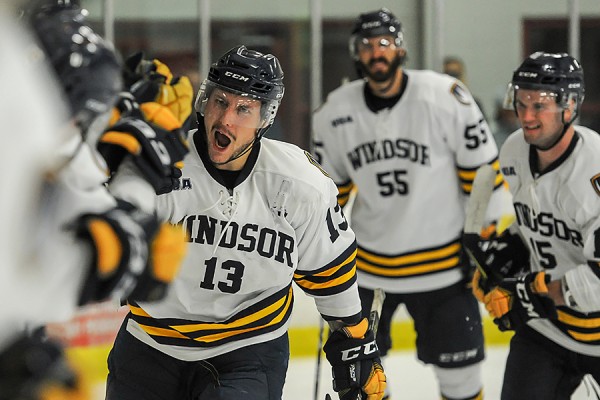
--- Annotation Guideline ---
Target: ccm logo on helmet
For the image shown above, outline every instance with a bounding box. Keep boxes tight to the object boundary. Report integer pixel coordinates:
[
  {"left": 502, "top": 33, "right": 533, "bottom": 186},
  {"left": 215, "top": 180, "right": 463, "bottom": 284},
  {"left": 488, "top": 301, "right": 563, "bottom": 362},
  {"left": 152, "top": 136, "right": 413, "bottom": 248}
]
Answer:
[
  {"left": 341, "top": 340, "right": 378, "bottom": 362},
  {"left": 224, "top": 71, "right": 250, "bottom": 82}
]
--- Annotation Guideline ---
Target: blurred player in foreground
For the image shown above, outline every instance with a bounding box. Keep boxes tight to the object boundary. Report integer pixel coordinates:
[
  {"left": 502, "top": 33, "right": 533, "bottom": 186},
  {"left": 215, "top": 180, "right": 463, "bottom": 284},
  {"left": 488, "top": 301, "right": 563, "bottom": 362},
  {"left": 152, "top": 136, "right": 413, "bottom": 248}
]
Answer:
[{"left": 0, "top": 1, "right": 190, "bottom": 398}]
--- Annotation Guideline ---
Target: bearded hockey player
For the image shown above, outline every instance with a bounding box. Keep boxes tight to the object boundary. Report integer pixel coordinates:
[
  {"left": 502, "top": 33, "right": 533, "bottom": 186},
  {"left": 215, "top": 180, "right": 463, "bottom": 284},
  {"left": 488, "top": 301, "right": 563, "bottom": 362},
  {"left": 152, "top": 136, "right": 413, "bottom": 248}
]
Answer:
[{"left": 312, "top": 8, "right": 513, "bottom": 400}]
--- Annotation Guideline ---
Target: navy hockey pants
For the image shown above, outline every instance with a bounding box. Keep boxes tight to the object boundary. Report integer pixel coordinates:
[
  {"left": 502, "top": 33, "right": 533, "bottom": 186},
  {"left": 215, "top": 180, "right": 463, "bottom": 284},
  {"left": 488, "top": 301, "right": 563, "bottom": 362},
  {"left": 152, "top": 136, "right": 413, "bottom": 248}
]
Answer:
[
  {"left": 105, "top": 318, "right": 289, "bottom": 400},
  {"left": 502, "top": 325, "right": 600, "bottom": 400}
]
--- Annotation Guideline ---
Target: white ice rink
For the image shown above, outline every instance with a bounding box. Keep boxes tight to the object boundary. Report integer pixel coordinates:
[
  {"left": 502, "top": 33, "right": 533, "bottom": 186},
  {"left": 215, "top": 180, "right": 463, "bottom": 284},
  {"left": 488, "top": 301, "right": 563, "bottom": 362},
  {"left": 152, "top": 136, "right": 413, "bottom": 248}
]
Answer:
[
  {"left": 88, "top": 345, "right": 593, "bottom": 400},
  {"left": 284, "top": 346, "right": 594, "bottom": 400}
]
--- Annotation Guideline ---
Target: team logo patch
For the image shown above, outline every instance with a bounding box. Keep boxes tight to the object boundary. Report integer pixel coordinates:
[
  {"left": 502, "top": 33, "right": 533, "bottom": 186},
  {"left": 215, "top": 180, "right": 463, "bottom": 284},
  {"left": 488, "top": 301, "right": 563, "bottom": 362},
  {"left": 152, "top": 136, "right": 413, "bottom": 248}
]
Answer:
[
  {"left": 591, "top": 173, "right": 600, "bottom": 197},
  {"left": 450, "top": 82, "right": 472, "bottom": 105}
]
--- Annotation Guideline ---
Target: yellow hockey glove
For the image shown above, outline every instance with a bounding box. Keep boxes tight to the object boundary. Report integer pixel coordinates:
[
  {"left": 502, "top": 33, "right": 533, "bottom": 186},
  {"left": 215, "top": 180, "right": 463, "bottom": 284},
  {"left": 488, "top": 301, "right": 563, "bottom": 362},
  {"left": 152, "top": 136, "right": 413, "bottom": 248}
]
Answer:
[{"left": 323, "top": 318, "right": 387, "bottom": 400}]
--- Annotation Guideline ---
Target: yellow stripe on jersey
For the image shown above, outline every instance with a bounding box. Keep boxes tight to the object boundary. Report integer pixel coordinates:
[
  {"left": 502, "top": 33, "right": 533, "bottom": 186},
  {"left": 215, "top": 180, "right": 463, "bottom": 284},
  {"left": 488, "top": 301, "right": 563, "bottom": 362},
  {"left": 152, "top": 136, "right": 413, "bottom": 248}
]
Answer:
[
  {"left": 336, "top": 180, "right": 355, "bottom": 207},
  {"left": 128, "top": 286, "right": 293, "bottom": 348},
  {"left": 356, "top": 239, "right": 462, "bottom": 277},
  {"left": 458, "top": 159, "right": 504, "bottom": 194},
  {"left": 566, "top": 330, "right": 600, "bottom": 342},
  {"left": 555, "top": 308, "right": 600, "bottom": 343},
  {"left": 558, "top": 310, "right": 600, "bottom": 328},
  {"left": 294, "top": 242, "right": 357, "bottom": 296}
]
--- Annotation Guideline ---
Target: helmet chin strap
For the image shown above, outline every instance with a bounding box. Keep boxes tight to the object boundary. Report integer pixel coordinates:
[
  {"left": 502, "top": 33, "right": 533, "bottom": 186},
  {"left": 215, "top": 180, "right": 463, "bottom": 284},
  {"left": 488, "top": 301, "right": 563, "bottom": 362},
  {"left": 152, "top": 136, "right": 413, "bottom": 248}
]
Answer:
[
  {"left": 197, "top": 114, "right": 269, "bottom": 168},
  {"left": 532, "top": 110, "right": 574, "bottom": 152},
  {"left": 217, "top": 124, "right": 272, "bottom": 166}
]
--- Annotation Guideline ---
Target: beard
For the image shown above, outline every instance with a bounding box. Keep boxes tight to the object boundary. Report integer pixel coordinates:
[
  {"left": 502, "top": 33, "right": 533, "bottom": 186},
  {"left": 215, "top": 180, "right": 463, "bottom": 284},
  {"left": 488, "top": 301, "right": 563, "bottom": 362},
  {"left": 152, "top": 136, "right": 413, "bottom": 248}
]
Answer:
[{"left": 359, "top": 53, "right": 403, "bottom": 82}]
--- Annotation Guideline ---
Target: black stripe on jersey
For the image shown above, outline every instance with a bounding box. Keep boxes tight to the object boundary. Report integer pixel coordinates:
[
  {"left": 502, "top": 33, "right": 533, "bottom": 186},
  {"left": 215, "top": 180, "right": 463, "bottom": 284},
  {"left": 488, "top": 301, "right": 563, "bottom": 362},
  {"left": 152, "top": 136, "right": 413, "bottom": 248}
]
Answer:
[
  {"left": 293, "top": 240, "right": 357, "bottom": 296},
  {"left": 555, "top": 307, "right": 600, "bottom": 344},
  {"left": 356, "top": 237, "right": 462, "bottom": 278},
  {"left": 128, "top": 285, "right": 293, "bottom": 348},
  {"left": 458, "top": 159, "right": 505, "bottom": 194},
  {"left": 336, "top": 179, "right": 354, "bottom": 207}
]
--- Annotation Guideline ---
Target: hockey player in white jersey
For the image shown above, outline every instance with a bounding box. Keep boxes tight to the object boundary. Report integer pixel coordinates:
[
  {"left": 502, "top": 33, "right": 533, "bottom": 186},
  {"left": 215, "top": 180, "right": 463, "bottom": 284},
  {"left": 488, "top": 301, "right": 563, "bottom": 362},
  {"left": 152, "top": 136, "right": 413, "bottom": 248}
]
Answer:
[
  {"left": 312, "top": 8, "right": 512, "bottom": 400},
  {"left": 469, "top": 52, "right": 600, "bottom": 399},
  {"left": 0, "top": 2, "right": 189, "bottom": 399},
  {"left": 106, "top": 45, "right": 386, "bottom": 400}
]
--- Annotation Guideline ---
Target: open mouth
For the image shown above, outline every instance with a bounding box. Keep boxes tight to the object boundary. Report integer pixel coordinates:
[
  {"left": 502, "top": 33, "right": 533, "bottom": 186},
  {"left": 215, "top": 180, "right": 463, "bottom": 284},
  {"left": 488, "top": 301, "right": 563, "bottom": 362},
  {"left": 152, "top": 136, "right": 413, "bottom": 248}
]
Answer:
[{"left": 215, "top": 130, "right": 232, "bottom": 149}]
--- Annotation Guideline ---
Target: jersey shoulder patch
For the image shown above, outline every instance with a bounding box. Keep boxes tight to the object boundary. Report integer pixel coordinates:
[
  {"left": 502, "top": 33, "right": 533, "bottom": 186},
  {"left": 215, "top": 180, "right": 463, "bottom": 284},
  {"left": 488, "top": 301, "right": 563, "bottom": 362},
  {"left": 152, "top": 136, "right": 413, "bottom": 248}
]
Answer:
[
  {"left": 450, "top": 81, "right": 472, "bottom": 105},
  {"left": 590, "top": 173, "right": 600, "bottom": 197}
]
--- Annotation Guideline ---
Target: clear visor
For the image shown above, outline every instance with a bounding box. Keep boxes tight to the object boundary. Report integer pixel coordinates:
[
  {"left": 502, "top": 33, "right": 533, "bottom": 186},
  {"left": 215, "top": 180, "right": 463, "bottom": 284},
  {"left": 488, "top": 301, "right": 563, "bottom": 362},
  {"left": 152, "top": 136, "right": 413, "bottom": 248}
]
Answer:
[
  {"left": 195, "top": 80, "right": 280, "bottom": 129},
  {"left": 503, "top": 83, "right": 560, "bottom": 111},
  {"left": 349, "top": 33, "right": 403, "bottom": 59}
]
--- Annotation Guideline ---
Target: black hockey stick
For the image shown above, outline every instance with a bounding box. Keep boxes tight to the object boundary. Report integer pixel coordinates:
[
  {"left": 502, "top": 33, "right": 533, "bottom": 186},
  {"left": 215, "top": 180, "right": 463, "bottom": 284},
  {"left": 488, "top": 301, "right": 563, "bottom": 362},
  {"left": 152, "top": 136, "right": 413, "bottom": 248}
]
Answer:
[
  {"left": 368, "top": 288, "right": 386, "bottom": 336},
  {"left": 324, "top": 288, "right": 386, "bottom": 400},
  {"left": 314, "top": 317, "right": 326, "bottom": 400}
]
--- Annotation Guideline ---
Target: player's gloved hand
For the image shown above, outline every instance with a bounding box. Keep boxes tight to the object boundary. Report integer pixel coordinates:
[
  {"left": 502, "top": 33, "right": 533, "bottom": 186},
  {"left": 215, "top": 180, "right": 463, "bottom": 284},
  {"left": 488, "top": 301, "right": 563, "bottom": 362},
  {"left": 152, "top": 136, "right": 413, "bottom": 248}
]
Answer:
[
  {"left": 484, "top": 271, "right": 558, "bottom": 331},
  {"left": 0, "top": 334, "right": 85, "bottom": 400},
  {"left": 123, "top": 52, "right": 194, "bottom": 130},
  {"left": 463, "top": 228, "right": 529, "bottom": 302},
  {"left": 75, "top": 202, "right": 186, "bottom": 304},
  {"left": 98, "top": 102, "right": 189, "bottom": 195},
  {"left": 323, "top": 318, "right": 386, "bottom": 400}
]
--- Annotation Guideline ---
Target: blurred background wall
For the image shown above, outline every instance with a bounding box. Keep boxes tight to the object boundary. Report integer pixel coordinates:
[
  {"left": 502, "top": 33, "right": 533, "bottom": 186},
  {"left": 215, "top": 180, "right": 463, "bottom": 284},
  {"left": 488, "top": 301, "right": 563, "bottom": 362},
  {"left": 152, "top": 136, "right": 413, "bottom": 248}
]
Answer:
[{"left": 80, "top": 0, "right": 600, "bottom": 151}]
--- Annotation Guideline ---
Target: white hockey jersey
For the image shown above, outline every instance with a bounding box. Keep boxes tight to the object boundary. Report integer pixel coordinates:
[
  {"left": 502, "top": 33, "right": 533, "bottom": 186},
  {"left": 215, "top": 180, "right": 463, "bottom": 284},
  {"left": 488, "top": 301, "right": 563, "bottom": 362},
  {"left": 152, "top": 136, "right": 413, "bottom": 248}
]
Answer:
[
  {"left": 500, "top": 126, "right": 600, "bottom": 356},
  {"left": 0, "top": 11, "right": 113, "bottom": 348},
  {"left": 312, "top": 70, "right": 510, "bottom": 293},
  {"left": 111, "top": 133, "right": 360, "bottom": 361}
]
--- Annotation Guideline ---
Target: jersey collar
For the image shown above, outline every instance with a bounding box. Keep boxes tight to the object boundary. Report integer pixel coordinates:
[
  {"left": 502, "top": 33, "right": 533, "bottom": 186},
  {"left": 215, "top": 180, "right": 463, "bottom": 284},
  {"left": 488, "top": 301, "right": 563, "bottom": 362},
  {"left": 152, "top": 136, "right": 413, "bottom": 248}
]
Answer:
[{"left": 529, "top": 129, "right": 580, "bottom": 178}]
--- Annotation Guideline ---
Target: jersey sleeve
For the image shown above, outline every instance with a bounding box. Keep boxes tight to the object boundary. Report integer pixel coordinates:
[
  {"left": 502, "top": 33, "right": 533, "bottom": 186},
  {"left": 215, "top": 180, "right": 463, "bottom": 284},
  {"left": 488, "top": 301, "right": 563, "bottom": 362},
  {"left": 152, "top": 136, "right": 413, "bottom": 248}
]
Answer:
[
  {"left": 443, "top": 80, "right": 513, "bottom": 230},
  {"left": 312, "top": 107, "right": 356, "bottom": 207},
  {"left": 562, "top": 164, "right": 600, "bottom": 312},
  {"left": 292, "top": 176, "right": 361, "bottom": 323}
]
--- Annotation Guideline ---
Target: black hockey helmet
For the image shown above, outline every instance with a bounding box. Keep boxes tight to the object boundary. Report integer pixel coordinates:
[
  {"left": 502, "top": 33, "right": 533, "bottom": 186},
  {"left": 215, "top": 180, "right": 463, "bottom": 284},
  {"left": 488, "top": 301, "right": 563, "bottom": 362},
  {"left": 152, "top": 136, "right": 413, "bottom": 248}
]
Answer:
[
  {"left": 349, "top": 8, "right": 404, "bottom": 60},
  {"left": 506, "top": 52, "right": 585, "bottom": 115},
  {"left": 28, "top": 1, "right": 122, "bottom": 139},
  {"left": 195, "top": 45, "right": 284, "bottom": 139}
]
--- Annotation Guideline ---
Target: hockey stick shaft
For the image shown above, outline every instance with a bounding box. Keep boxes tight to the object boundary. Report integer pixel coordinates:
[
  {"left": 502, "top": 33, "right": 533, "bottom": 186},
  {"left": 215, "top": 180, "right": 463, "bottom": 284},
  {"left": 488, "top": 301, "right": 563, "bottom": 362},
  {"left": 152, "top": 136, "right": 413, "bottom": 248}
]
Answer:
[
  {"left": 314, "top": 317, "right": 326, "bottom": 400},
  {"left": 369, "top": 288, "right": 386, "bottom": 335},
  {"left": 464, "top": 164, "right": 496, "bottom": 235}
]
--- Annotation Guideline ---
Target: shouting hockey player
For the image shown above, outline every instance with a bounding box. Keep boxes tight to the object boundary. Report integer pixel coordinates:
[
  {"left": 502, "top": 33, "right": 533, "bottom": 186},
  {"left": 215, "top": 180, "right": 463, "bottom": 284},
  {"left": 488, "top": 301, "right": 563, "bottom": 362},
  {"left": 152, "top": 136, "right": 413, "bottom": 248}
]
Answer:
[{"left": 105, "top": 45, "right": 386, "bottom": 400}]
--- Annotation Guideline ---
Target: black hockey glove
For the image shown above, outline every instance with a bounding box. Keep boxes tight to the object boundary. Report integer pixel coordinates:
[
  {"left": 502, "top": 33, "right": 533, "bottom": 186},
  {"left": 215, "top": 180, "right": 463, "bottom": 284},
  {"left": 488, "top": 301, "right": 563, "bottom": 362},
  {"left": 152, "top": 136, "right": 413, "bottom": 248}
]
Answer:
[
  {"left": 123, "top": 52, "right": 194, "bottom": 130},
  {"left": 98, "top": 105, "right": 189, "bottom": 195},
  {"left": 484, "top": 271, "right": 558, "bottom": 331},
  {"left": 323, "top": 318, "right": 386, "bottom": 400},
  {"left": 463, "top": 229, "right": 529, "bottom": 302},
  {"left": 75, "top": 202, "right": 186, "bottom": 305},
  {"left": 0, "top": 333, "right": 82, "bottom": 400}
]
